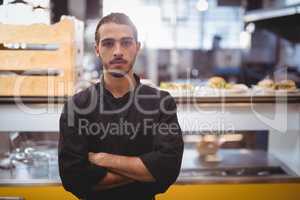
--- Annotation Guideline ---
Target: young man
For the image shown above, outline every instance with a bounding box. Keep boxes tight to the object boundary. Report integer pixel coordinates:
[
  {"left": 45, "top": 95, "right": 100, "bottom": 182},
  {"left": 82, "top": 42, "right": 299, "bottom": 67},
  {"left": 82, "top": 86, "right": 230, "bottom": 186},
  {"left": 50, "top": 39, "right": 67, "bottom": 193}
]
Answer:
[{"left": 58, "top": 13, "right": 183, "bottom": 200}]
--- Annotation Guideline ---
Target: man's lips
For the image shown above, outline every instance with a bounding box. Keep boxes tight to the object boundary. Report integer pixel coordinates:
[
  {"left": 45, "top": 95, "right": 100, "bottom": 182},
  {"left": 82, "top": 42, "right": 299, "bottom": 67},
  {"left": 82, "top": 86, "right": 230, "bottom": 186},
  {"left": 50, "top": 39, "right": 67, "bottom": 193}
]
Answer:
[{"left": 109, "top": 59, "right": 128, "bottom": 65}]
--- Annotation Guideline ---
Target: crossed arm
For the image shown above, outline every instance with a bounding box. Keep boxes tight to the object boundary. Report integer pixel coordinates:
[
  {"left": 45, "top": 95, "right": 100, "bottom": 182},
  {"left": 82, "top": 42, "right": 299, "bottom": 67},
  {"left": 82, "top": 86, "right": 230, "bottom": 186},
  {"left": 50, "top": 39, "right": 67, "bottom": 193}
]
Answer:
[{"left": 88, "top": 152, "right": 155, "bottom": 191}]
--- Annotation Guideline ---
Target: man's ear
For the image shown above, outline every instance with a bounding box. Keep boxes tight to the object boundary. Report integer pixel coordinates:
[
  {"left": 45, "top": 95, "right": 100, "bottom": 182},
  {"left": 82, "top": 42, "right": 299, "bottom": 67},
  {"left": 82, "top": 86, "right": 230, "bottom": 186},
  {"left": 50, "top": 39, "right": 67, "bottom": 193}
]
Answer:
[
  {"left": 95, "top": 44, "right": 100, "bottom": 57},
  {"left": 136, "top": 41, "right": 141, "bottom": 52}
]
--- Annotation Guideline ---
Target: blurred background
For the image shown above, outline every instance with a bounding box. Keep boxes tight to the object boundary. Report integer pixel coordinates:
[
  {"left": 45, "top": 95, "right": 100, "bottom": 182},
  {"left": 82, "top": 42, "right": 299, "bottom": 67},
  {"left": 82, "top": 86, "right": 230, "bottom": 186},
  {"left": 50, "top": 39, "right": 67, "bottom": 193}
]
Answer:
[
  {"left": 37, "top": 0, "right": 300, "bottom": 88},
  {"left": 1, "top": 0, "right": 299, "bottom": 88}
]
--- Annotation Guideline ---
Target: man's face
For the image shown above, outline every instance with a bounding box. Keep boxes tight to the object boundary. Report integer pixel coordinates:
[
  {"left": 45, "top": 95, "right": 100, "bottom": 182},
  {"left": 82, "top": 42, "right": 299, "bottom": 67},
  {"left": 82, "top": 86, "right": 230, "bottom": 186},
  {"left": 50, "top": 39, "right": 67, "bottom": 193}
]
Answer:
[{"left": 95, "top": 23, "right": 140, "bottom": 77}]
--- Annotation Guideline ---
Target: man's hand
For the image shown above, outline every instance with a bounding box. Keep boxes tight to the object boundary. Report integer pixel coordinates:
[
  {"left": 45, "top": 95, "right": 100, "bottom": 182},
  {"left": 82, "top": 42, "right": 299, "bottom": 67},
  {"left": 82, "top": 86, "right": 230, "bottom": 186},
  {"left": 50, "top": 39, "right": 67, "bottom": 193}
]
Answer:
[
  {"left": 89, "top": 152, "right": 110, "bottom": 166},
  {"left": 88, "top": 152, "right": 134, "bottom": 191},
  {"left": 88, "top": 152, "right": 155, "bottom": 182},
  {"left": 92, "top": 172, "right": 134, "bottom": 191}
]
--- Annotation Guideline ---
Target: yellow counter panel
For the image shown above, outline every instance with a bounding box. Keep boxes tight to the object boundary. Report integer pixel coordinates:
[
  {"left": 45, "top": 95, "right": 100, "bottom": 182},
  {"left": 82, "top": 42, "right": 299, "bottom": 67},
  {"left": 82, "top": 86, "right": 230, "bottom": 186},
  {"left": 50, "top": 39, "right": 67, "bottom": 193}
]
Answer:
[{"left": 1, "top": 183, "right": 300, "bottom": 200}]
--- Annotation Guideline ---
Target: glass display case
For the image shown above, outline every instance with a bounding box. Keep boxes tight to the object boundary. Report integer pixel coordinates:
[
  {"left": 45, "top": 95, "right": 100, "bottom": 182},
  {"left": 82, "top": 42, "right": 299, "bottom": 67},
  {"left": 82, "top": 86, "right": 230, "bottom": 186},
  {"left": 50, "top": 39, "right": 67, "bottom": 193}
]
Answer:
[
  {"left": 0, "top": 132, "right": 59, "bottom": 183},
  {"left": 175, "top": 95, "right": 300, "bottom": 183},
  {"left": 0, "top": 94, "right": 299, "bottom": 200},
  {"left": 0, "top": 100, "right": 64, "bottom": 185},
  {"left": 0, "top": 95, "right": 299, "bottom": 185}
]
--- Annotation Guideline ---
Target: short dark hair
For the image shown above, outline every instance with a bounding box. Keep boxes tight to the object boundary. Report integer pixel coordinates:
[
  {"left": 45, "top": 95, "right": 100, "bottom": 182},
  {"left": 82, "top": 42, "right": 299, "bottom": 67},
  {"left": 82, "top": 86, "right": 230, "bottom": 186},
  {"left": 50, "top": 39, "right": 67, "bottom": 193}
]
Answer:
[{"left": 95, "top": 12, "right": 138, "bottom": 44}]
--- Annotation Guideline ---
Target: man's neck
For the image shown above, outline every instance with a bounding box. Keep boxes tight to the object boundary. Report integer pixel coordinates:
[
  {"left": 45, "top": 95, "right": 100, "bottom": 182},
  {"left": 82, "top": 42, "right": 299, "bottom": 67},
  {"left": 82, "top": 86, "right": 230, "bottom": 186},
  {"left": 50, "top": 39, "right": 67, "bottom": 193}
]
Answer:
[{"left": 103, "top": 72, "right": 136, "bottom": 98}]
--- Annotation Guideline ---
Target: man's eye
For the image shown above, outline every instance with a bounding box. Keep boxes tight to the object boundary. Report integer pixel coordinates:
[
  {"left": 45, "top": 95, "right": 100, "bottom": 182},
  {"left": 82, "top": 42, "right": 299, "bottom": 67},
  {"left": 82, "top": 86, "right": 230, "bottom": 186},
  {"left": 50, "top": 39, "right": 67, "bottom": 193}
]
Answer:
[
  {"left": 121, "top": 40, "right": 133, "bottom": 47},
  {"left": 102, "top": 41, "right": 114, "bottom": 47}
]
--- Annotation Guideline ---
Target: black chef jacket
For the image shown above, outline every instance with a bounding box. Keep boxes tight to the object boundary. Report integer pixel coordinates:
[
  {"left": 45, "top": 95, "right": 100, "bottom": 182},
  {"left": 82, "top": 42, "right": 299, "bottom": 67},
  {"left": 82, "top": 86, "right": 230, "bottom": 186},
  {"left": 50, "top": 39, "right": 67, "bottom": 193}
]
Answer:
[{"left": 58, "top": 74, "right": 184, "bottom": 200}]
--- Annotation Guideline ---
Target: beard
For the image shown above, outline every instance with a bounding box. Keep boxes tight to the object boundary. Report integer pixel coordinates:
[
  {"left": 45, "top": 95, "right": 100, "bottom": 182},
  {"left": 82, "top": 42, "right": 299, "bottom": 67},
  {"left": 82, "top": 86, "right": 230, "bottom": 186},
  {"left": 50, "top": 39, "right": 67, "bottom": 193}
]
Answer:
[
  {"left": 108, "top": 66, "right": 133, "bottom": 78},
  {"left": 102, "top": 57, "right": 136, "bottom": 78}
]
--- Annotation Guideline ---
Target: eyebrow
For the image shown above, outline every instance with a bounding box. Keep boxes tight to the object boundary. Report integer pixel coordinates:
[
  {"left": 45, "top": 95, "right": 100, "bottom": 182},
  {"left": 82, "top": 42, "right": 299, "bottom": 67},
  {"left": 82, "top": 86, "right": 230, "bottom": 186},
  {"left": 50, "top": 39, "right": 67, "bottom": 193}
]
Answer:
[
  {"left": 100, "top": 37, "right": 134, "bottom": 43},
  {"left": 121, "top": 37, "right": 134, "bottom": 40}
]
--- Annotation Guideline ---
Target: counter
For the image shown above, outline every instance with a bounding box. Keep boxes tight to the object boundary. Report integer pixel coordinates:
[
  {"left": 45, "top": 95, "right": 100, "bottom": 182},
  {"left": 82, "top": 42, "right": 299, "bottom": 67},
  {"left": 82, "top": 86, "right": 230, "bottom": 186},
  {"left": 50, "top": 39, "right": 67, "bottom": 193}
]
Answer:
[
  {"left": 0, "top": 94, "right": 299, "bottom": 104},
  {"left": 0, "top": 95, "right": 300, "bottom": 199},
  {"left": 178, "top": 144, "right": 300, "bottom": 184},
  {"left": 1, "top": 145, "right": 299, "bottom": 186},
  {"left": 1, "top": 146, "right": 300, "bottom": 200}
]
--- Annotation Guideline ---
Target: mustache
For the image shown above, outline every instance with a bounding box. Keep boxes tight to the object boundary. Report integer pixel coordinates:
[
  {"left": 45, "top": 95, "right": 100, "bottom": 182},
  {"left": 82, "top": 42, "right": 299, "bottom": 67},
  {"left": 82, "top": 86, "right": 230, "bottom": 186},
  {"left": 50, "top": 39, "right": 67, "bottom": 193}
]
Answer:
[{"left": 109, "top": 58, "right": 128, "bottom": 64}]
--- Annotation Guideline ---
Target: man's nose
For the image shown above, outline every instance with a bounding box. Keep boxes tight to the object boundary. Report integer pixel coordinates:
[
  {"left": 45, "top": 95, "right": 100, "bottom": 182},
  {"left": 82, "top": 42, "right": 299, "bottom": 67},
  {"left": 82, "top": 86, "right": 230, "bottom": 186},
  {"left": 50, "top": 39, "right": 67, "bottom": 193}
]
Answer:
[{"left": 113, "top": 43, "right": 123, "bottom": 57}]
